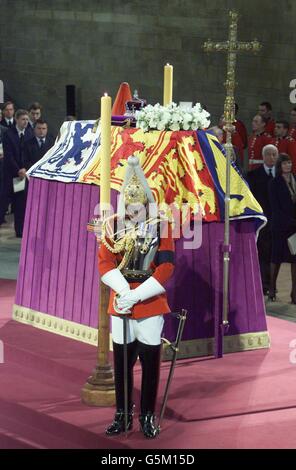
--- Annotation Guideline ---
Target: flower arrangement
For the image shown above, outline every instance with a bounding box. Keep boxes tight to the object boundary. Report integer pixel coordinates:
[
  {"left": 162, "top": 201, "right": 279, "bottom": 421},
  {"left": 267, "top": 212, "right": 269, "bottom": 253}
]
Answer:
[{"left": 135, "top": 102, "right": 210, "bottom": 132}]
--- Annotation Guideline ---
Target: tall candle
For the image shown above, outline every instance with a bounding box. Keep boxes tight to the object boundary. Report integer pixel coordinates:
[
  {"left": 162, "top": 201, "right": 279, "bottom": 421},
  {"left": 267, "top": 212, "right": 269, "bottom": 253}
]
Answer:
[
  {"left": 100, "top": 93, "right": 112, "bottom": 205},
  {"left": 163, "top": 63, "right": 173, "bottom": 106}
]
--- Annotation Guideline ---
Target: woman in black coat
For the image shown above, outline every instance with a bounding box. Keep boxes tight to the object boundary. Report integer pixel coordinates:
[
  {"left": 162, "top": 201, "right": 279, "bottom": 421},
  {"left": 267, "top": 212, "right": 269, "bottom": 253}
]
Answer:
[{"left": 269, "top": 153, "right": 296, "bottom": 302}]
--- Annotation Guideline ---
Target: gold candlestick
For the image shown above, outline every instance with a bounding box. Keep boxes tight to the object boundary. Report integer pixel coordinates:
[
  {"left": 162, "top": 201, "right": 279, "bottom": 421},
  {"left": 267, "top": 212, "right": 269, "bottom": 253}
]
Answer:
[{"left": 81, "top": 93, "right": 115, "bottom": 406}]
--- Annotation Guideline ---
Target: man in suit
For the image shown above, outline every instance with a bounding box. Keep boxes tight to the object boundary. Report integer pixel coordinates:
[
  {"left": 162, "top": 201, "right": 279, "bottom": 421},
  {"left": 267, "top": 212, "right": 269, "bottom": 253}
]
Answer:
[
  {"left": 24, "top": 118, "right": 55, "bottom": 170},
  {"left": 0, "top": 101, "right": 16, "bottom": 128},
  {"left": 247, "top": 144, "right": 279, "bottom": 294},
  {"left": 27, "top": 102, "right": 42, "bottom": 131},
  {"left": 0, "top": 113, "right": 8, "bottom": 209},
  {"left": 0, "top": 109, "right": 8, "bottom": 143},
  {"left": 0, "top": 109, "right": 32, "bottom": 237}
]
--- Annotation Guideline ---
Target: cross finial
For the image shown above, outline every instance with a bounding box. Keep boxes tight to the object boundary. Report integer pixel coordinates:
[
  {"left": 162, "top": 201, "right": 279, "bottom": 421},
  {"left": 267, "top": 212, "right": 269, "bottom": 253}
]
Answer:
[{"left": 203, "top": 9, "right": 262, "bottom": 125}]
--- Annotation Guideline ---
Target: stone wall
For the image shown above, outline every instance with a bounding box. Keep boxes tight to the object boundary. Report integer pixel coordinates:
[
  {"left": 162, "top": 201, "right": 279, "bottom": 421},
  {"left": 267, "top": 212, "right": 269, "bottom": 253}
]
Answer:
[{"left": 0, "top": 0, "right": 295, "bottom": 135}]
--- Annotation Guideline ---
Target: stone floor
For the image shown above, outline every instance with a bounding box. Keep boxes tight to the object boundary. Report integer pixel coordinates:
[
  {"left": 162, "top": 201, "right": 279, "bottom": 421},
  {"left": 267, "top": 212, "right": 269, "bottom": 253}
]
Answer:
[
  {"left": 265, "top": 263, "right": 296, "bottom": 323},
  {"left": 0, "top": 216, "right": 21, "bottom": 280},
  {"left": 0, "top": 215, "right": 295, "bottom": 321}
]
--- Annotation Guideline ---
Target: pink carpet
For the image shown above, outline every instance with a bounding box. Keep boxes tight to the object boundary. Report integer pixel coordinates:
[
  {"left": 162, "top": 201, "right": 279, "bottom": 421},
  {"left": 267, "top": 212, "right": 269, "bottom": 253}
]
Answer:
[{"left": 1, "top": 279, "right": 296, "bottom": 449}]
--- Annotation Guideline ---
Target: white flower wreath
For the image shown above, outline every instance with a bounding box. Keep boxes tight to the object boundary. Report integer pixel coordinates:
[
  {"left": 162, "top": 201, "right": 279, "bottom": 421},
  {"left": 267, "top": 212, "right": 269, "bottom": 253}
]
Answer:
[{"left": 135, "top": 102, "right": 210, "bottom": 132}]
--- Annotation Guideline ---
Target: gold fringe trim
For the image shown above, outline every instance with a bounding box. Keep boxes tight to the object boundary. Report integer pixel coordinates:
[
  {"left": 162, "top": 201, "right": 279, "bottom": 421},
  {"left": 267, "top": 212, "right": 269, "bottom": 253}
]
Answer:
[
  {"left": 13, "top": 304, "right": 270, "bottom": 358},
  {"left": 162, "top": 330, "right": 270, "bottom": 360},
  {"left": 13, "top": 304, "right": 99, "bottom": 346}
]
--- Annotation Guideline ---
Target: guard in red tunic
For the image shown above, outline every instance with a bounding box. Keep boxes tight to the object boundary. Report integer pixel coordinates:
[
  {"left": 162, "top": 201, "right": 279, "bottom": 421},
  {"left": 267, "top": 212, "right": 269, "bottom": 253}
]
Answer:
[
  {"left": 234, "top": 103, "right": 248, "bottom": 149},
  {"left": 219, "top": 115, "right": 244, "bottom": 163},
  {"left": 258, "top": 101, "right": 275, "bottom": 136},
  {"left": 98, "top": 156, "right": 174, "bottom": 439},
  {"left": 271, "top": 121, "right": 292, "bottom": 154},
  {"left": 248, "top": 114, "right": 272, "bottom": 169},
  {"left": 287, "top": 139, "right": 296, "bottom": 174},
  {"left": 288, "top": 107, "right": 296, "bottom": 140}
]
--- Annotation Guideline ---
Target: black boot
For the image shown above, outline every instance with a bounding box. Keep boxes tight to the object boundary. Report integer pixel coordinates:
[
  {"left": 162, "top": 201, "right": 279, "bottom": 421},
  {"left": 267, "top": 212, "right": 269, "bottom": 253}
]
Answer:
[
  {"left": 139, "top": 412, "right": 159, "bottom": 439},
  {"left": 268, "top": 263, "right": 281, "bottom": 301},
  {"left": 138, "top": 341, "right": 162, "bottom": 439},
  {"left": 106, "top": 340, "right": 138, "bottom": 436},
  {"left": 291, "top": 263, "right": 296, "bottom": 304},
  {"left": 106, "top": 408, "right": 134, "bottom": 435}
]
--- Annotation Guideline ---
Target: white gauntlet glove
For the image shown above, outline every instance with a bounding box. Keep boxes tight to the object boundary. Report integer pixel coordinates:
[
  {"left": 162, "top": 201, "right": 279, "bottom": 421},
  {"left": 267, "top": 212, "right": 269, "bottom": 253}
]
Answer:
[
  {"left": 101, "top": 268, "right": 132, "bottom": 314},
  {"left": 116, "top": 290, "right": 141, "bottom": 311},
  {"left": 101, "top": 268, "right": 130, "bottom": 296},
  {"left": 116, "top": 276, "right": 165, "bottom": 311}
]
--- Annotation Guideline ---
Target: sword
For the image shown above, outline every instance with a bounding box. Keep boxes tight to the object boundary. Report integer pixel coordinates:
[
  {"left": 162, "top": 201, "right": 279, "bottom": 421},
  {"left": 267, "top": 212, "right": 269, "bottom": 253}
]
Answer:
[{"left": 157, "top": 309, "right": 187, "bottom": 432}]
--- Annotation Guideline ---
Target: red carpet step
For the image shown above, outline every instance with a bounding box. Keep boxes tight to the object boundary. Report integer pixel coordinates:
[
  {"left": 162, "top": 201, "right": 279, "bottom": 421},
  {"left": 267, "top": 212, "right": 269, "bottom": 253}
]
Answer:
[{"left": 1, "top": 279, "right": 296, "bottom": 448}]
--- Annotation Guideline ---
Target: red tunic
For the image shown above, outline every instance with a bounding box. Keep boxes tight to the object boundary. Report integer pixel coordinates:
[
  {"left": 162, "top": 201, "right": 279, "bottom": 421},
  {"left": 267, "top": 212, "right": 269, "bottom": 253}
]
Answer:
[
  {"left": 288, "top": 127, "right": 296, "bottom": 140},
  {"left": 270, "top": 137, "right": 290, "bottom": 154},
  {"left": 98, "top": 222, "right": 175, "bottom": 319},
  {"left": 222, "top": 129, "right": 244, "bottom": 163},
  {"left": 234, "top": 119, "right": 248, "bottom": 149},
  {"left": 248, "top": 132, "right": 272, "bottom": 169},
  {"left": 287, "top": 140, "right": 296, "bottom": 174},
  {"left": 265, "top": 119, "right": 275, "bottom": 136}
]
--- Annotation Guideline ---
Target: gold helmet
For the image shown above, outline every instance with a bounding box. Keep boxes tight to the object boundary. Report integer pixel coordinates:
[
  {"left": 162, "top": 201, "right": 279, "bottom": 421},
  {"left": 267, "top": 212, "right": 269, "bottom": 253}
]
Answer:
[
  {"left": 118, "top": 155, "right": 156, "bottom": 217},
  {"left": 124, "top": 174, "right": 148, "bottom": 206}
]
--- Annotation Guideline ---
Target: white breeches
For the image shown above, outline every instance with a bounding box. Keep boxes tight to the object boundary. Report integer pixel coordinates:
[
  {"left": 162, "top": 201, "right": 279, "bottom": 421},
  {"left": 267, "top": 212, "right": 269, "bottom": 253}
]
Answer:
[{"left": 111, "top": 315, "right": 164, "bottom": 346}]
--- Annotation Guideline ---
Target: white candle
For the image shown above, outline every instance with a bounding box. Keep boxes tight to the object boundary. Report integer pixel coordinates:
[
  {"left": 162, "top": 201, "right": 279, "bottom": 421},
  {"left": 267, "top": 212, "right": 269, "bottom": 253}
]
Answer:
[
  {"left": 100, "top": 93, "right": 112, "bottom": 204},
  {"left": 163, "top": 63, "right": 173, "bottom": 106}
]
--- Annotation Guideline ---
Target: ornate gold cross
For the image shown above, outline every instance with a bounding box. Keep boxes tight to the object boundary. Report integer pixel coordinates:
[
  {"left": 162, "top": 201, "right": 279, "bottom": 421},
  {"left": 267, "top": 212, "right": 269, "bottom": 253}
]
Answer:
[
  {"left": 203, "top": 10, "right": 261, "bottom": 126},
  {"left": 203, "top": 10, "right": 262, "bottom": 356}
]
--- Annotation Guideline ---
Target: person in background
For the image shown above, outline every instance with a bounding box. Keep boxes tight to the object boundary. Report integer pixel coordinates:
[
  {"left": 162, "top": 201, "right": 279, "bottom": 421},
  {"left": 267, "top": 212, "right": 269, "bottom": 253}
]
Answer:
[
  {"left": 0, "top": 109, "right": 7, "bottom": 142},
  {"left": 248, "top": 114, "right": 272, "bottom": 170},
  {"left": 28, "top": 102, "right": 42, "bottom": 130},
  {"left": 24, "top": 119, "right": 55, "bottom": 170},
  {"left": 258, "top": 101, "right": 275, "bottom": 136},
  {"left": 247, "top": 144, "right": 278, "bottom": 295},
  {"left": 209, "top": 125, "right": 244, "bottom": 175},
  {"left": 0, "top": 109, "right": 8, "bottom": 212},
  {"left": 0, "top": 101, "right": 15, "bottom": 128},
  {"left": 0, "top": 109, "right": 32, "bottom": 237},
  {"left": 288, "top": 107, "right": 296, "bottom": 140},
  {"left": 269, "top": 154, "right": 296, "bottom": 303},
  {"left": 271, "top": 121, "right": 291, "bottom": 154},
  {"left": 234, "top": 103, "right": 248, "bottom": 149},
  {"left": 285, "top": 112, "right": 296, "bottom": 174},
  {"left": 218, "top": 115, "right": 244, "bottom": 165}
]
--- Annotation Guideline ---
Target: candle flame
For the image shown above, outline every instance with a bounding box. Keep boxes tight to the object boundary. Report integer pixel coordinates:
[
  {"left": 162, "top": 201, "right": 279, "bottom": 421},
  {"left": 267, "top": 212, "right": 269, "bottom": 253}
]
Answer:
[{"left": 104, "top": 92, "right": 108, "bottom": 96}]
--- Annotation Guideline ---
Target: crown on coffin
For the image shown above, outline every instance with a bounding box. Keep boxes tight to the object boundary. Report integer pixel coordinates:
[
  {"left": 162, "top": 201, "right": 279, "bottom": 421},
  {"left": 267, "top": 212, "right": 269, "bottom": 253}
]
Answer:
[{"left": 125, "top": 89, "right": 147, "bottom": 116}]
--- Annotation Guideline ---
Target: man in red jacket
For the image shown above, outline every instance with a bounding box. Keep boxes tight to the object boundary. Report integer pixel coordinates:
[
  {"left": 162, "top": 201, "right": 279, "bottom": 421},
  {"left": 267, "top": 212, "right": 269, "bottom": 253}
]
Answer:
[
  {"left": 98, "top": 156, "right": 174, "bottom": 439},
  {"left": 248, "top": 115, "right": 272, "bottom": 169},
  {"left": 271, "top": 121, "right": 291, "bottom": 153},
  {"left": 234, "top": 103, "right": 248, "bottom": 149},
  {"left": 219, "top": 114, "right": 244, "bottom": 164},
  {"left": 288, "top": 107, "right": 296, "bottom": 140},
  {"left": 258, "top": 101, "right": 275, "bottom": 136}
]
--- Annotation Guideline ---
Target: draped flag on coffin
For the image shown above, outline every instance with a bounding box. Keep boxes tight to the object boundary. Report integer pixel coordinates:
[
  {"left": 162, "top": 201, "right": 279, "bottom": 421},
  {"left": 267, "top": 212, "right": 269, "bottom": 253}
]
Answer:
[{"left": 28, "top": 121, "right": 265, "bottom": 224}]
